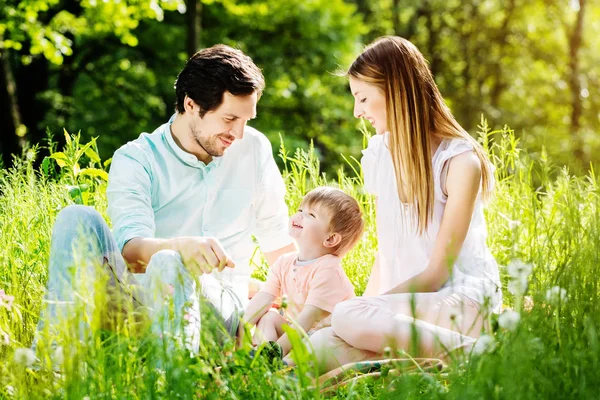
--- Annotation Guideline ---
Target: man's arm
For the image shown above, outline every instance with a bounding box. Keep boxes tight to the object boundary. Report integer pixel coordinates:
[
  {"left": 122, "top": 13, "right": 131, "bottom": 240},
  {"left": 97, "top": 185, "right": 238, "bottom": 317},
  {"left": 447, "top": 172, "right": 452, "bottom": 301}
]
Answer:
[
  {"left": 277, "top": 305, "right": 329, "bottom": 356},
  {"left": 123, "top": 236, "right": 234, "bottom": 274}
]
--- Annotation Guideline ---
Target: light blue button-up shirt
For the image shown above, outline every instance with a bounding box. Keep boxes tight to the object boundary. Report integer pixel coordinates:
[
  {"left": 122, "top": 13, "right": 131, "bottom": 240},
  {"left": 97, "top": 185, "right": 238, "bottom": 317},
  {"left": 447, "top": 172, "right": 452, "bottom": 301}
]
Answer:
[{"left": 106, "top": 115, "right": 293, "bottom": 296}]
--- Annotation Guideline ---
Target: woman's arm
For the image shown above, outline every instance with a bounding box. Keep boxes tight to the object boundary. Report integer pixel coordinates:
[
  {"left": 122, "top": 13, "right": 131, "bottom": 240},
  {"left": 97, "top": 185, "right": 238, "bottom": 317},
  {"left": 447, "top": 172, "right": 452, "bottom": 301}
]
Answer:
[
  {"left": 363, "top": 254, "right": 381, "bottom": 296},
  {"left": 382, "top": 151, "right": 483, "bottom": 295}
]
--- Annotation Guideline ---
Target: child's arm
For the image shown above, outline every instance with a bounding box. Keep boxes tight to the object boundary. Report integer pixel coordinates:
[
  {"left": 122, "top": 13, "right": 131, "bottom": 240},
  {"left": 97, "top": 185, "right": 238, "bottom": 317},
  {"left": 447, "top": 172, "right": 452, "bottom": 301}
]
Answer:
[
  {"left": 276, "top": 305, "right": 329, "bottom": 356},
  {"left": 238, "top": 291, "right": 276, "bottom": 347},
  {"left": 242, "top": 291, "right": 277, "bottom": 326}
]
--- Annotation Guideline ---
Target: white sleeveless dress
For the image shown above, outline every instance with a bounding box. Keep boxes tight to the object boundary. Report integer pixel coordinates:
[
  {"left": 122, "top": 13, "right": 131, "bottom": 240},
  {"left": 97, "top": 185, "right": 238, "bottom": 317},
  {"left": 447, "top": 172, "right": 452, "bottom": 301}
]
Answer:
[{"left": 361, "top": 133, "right": 502, "bottom": 313}]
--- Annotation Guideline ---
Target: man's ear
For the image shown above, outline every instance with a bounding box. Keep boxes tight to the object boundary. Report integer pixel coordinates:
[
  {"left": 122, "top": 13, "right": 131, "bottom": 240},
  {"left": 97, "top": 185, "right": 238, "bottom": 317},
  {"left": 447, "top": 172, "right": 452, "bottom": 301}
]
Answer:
[
  {"left": 184, "top": 95, "right": 198, "bottom": 115},
  {"left": 323, "top": 233, "right": 342, "bottom": 249}
]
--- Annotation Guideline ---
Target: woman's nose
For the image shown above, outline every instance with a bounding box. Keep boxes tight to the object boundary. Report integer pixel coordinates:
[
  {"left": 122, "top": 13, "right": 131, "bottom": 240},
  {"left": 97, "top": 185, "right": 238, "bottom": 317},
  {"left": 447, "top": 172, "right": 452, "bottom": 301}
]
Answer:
[{"left": 353, "top": 103, "right": 363, "bottom": 119}]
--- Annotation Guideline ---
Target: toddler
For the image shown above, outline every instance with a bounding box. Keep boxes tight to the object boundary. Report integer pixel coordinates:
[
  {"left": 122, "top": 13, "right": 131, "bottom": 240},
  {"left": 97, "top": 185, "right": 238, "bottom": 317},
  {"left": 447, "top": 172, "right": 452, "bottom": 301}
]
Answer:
[{"left": 240, "top": 186, "right": 364, "bottom": 358}]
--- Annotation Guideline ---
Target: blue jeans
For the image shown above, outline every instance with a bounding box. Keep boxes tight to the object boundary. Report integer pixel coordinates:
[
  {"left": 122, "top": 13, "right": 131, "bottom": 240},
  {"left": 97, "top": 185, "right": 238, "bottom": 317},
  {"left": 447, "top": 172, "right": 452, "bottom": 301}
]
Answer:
[{"left": 34, "top": 205, "right": 243, "bottom": 354}]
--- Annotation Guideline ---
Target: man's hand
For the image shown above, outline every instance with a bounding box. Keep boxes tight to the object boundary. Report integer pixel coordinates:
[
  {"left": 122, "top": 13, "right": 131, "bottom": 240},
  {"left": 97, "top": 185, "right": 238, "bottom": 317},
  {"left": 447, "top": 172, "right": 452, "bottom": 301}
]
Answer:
[{"left": 173, "top": 236, "right": 235, "bottom": 275}]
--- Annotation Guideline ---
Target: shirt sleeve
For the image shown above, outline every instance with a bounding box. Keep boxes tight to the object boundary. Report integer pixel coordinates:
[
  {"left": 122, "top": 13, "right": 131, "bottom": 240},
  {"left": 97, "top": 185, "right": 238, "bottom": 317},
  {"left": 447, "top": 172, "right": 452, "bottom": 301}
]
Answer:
[
  {"left": 260, "top": 256, "right": 284, "bottom": 298},
  {"left": 107, "top": 146, "right": 155, "bottom": 252},
  {"left": 252, "top": 134, "right": 294, "bottom": 252},
  {"left": 305, "top": 268, "right": 355, "bottom": 313}
]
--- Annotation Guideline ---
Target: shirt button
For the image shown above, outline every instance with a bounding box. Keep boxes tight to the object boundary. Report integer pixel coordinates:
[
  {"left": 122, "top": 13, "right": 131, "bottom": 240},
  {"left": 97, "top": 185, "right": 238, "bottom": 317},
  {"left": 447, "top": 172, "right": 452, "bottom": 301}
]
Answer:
[{"left": 292, "top": 268, "right": 296, "bottom": 272}]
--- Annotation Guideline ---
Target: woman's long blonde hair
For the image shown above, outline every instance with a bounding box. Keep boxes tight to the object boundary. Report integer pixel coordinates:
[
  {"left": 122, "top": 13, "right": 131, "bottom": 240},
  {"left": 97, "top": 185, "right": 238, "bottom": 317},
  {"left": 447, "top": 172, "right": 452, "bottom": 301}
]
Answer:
[{"left": 348, "top": 36, "right": 493, "bottom": 234}]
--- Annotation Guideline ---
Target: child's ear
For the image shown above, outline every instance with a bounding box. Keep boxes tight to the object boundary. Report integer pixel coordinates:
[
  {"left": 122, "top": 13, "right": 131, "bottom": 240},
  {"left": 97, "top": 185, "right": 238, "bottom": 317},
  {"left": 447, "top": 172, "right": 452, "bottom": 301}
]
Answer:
[{"left": 323, "top": 233, "right": 342, "bottom": 249}]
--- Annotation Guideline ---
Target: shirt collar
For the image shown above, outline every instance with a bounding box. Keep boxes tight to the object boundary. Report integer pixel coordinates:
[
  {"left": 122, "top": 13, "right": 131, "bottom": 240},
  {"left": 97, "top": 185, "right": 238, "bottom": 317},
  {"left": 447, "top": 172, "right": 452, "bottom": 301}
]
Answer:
[{"left": 163, "top": 113, "right": 223, "bottom": 170}]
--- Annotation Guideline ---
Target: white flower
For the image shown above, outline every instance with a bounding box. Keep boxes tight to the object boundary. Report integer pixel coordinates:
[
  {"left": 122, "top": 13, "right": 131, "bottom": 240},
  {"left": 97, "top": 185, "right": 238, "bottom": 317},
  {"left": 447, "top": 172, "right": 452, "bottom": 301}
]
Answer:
[
  {"left": 0, "top": 329, "right": 9, "bottom": 346},
  {"left": 508, "top": 220, "right": 522, "bottom": 230},
  {"left": 507, "top": 260, "right": 533, "bottom": 279},
  {"left": 472, "top": 335, "right": 497, "bottom": 356},
  {"left": 545, "top": 286, "right": 568, "bottom": 305},
  {"left": 498, "top": 310, "right": 521, "bottom": 331},
  {"left": 0, "top": 289, "right": 15, "bottom": 310},
  {"left": 52, "top": 346, "right": 64, "bottom": 366},
  {"left": 508, "top": 274, "right": 529, "bottom": 296},
  {"left": 13, "top": 348, "right": 36, "bottom": 367}
]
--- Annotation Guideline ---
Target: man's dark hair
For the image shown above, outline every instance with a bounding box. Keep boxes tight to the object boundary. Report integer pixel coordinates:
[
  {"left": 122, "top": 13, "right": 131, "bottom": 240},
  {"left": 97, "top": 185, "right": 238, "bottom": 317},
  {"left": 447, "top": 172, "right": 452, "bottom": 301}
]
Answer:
[{"left": 174, "top": 44, "right": 265, "bottom": 117}]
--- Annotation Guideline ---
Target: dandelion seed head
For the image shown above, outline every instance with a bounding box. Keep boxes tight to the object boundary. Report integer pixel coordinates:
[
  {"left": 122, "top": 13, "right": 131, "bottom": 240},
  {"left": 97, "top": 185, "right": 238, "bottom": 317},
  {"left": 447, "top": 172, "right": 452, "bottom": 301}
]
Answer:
[
  {"left": 498, "top": 310, "right": 520, "bottom": 331},
  {"left": 13, "top": 348, "right": 36, "bottom": 367},
  {"left": 507, "top": 260, "right": 533, "bottom": 279},
  {"left": 545, "top": 286, "right": 568, "bottom": 305},
  {"left": 472, "top": 335, "right": 496, "bottom": 356}
]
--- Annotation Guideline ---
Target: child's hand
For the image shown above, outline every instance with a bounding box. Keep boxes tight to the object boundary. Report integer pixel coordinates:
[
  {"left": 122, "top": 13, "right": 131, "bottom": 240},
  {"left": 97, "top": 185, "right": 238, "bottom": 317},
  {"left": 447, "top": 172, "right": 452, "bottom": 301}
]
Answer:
[{"left": 312, "top": 314, "right": 332, "bottom": 330}]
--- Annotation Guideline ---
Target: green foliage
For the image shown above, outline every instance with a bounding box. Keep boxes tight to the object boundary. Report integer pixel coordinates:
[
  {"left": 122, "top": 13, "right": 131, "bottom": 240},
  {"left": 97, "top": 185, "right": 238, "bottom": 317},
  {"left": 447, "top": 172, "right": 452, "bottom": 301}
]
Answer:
[
  {"left": 46, "top": 130, "right": 109, "bottom": 205},
  {"left": 5, "top": 0, "right": 599, "bottom": 176},
  {"left": 0, "top": 0, "right": 183, "bottom": 64}
]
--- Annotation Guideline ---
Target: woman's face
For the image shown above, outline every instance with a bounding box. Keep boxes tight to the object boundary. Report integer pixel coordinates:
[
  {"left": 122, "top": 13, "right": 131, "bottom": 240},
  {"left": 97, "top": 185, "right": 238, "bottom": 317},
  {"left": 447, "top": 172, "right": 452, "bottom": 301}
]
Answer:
[{"left": 349, "top": 76, "right": 388, "bottom": 135}]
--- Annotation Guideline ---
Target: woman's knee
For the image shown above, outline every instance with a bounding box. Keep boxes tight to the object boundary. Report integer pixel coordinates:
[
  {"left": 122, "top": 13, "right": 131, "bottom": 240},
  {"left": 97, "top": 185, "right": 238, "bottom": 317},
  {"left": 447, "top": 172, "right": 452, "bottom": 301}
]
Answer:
[{"left": 331, "top": 297, "right": 371, "bottom": 337}]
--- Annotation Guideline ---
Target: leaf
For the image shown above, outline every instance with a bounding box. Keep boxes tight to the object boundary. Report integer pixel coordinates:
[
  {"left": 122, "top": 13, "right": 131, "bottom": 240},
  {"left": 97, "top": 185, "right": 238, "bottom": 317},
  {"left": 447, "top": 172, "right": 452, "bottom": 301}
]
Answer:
[
  {"left": 84, "top": 147, "right": 101, "bottom": 164},
  {"left": 73, "top": 163, "right": 80, "bottom": 177},
  {"left": 41, "top": 157, "right": 50, "bottom": 176},
  {"left": 103, "top": 158, "right": 112, "bottom": 168},
  {"left": 63, "top": 128, "right": 72, "bottom": 146},
  {"left": 49, "top": 152, "right": 68, "bottom": 168},
  {"left": 76, "top": 140, "right": 96, "bottom": 162},
  {"left": 78, "top": 168, "right": 109, "bottom": 181},
  {"left": 66, "top": 185, "right": 84, "bottom": 204}
]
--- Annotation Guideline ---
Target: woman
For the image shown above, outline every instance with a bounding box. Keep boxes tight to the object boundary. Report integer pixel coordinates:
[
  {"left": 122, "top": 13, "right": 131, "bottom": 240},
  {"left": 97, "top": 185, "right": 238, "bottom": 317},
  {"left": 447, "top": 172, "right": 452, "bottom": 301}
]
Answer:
[{"left": 307, "top": 36, "right": 502, "bottom": 373}]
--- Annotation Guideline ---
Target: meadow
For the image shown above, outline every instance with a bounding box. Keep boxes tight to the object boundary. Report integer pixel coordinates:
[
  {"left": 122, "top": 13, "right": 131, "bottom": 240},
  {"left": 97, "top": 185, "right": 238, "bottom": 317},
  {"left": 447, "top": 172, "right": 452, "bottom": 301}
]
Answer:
[{"left": 0, "top": 120, "right": 599, "bottom": 399}]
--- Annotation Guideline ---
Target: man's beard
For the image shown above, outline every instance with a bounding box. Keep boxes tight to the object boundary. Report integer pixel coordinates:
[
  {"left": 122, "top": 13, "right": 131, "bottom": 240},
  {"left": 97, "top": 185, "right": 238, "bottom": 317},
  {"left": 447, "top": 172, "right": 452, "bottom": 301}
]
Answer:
[{"left": 192, "top": 129, "right": 235, "bottom": 158}]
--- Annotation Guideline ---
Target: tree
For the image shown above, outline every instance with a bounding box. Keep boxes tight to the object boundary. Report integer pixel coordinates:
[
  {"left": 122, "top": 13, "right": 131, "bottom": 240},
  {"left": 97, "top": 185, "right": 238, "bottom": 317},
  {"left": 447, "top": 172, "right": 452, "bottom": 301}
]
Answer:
[{"left": 0, "top": 0, "right": 182, "bottom": 167}]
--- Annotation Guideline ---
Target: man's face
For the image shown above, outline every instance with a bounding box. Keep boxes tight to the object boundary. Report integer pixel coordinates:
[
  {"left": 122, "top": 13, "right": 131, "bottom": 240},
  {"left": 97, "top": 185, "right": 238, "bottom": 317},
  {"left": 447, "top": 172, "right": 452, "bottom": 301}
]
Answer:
[{"left": 189, "top": 91, "right": 258, "bottom": 159}]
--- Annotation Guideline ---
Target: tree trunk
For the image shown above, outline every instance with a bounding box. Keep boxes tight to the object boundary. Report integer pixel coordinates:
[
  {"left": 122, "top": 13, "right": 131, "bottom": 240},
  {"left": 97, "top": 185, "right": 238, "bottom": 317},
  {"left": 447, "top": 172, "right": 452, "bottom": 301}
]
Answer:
[
  {"left": 392, "top": 0, "right": 400, "bottom": 35},
  {"left": 423, "top": 1, "right": 440, "bottom": 78},
  {"left": 490, "top": 0, "right": 516, "bottom": 110},
  {"left": 186, "top": 0, "right": 203, "bottom": 57},
  {"left": 568, "top": 0, "right": 586, "bottom": 160},
  {"left": 0, "top": 43, "right": 25, "bottom": 166}
]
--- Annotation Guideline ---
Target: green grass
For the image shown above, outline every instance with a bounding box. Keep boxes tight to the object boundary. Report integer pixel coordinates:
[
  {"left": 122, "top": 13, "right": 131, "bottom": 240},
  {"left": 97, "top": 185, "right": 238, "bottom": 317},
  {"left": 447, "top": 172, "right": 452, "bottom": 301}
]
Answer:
[{"left": 1, "top": 121, "right": 599, "bottom": 398}]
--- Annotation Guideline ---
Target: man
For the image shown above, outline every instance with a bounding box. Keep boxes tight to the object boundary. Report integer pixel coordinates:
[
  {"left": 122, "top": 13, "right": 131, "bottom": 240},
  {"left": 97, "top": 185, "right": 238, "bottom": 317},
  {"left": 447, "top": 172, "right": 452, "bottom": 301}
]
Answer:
[{"left": 34, "top": 44, "right": 295, "bottom": 353}]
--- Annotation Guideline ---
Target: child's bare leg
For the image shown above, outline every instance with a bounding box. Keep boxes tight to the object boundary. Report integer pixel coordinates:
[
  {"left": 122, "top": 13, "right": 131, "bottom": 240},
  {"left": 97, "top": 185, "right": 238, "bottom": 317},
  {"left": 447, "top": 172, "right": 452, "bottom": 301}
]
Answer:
[{"left": 253, "top": 309, "right": 287, "bottom": 345}]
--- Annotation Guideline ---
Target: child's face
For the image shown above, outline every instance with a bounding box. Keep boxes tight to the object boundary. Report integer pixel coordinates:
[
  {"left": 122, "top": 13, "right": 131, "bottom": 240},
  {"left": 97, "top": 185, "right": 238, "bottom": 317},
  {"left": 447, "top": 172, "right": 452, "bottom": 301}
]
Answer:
[{"left": 289, "top": 202, "right": 332, "bottom": 252}]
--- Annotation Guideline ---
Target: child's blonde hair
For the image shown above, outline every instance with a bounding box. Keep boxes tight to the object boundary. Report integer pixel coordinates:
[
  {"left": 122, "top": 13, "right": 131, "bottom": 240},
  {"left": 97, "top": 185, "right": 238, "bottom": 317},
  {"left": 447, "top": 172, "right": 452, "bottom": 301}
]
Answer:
[{"left": 301, "top": 187, "right": 364, "bottom": 256}]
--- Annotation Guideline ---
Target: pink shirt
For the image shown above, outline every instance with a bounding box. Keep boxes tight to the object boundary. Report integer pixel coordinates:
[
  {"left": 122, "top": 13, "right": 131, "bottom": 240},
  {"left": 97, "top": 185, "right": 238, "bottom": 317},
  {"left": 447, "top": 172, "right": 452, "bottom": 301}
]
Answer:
[{"left": 261, "top": 252, "right": 355, "bottom": 319}]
